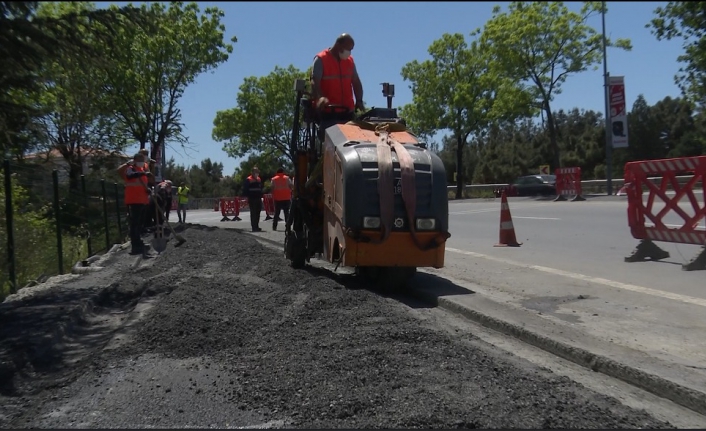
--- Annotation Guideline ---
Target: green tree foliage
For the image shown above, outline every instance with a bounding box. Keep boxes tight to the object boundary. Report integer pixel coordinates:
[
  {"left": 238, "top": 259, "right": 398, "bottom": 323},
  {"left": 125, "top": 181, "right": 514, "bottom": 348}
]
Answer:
[
  {"left": 435, "top": 93, "right": 705, "bottom": 188},
  {"left": 400, "top": 33, "right": 530, "bottom": 199},
  {"left": 480, "top": 1, "right": 632, "bottom": 170},
  {"left": 35, "top": 2, "right": 131, "bottom": 190},
  {"left": 648, "top": 1, "right": 706, "bottom": 108},
  {"left": 100, "top": 1, "right": 236, "bottom": 177},
  {"left": 212, "top": 65, "right": 309, "bottom": 165},
  {"left": 0, "top": 1, "right": 147, "bottom": 156}
]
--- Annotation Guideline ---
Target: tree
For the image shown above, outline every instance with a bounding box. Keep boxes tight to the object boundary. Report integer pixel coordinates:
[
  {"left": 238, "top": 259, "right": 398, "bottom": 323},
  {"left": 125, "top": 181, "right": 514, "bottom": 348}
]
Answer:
[
  {"left": 648, "top": 2, "right": 706, "bottom": 108},
  {"left": 35, "top": 2, "right": 131, "bottom": 190},
  {"left": 100, "top": 1, "right": 237, "bottom": 180},
  {"left": 480, "top": 1, "right": 632, "bottom": 170},
  {"left": 400, "top": 33, "right": 530, "bottom": 199},
  {"left": 212, "top": 65, "right": 309, "bottom": 165},
  {"left": 0, "top": 1, "right": 148, "bottom": 156}
]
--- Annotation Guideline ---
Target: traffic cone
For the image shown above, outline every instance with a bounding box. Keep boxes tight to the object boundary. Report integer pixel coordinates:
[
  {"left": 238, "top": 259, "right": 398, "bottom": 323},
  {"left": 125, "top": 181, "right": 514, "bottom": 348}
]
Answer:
[{"left": 495, "top": 190, "right": 522, "bottom": 247}]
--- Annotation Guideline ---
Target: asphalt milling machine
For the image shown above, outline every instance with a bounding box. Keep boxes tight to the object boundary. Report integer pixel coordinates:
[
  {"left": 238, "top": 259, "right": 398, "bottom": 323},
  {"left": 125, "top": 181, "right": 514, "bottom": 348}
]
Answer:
[{"left": 284, "top": 80, "right": 451, "bottom": 291}]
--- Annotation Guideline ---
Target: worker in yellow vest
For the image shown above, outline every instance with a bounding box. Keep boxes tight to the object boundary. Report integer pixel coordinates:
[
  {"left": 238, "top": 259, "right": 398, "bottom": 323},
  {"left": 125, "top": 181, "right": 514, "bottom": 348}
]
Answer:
[
  {"left": 270, "top": 167, "right": 293, "bottom": 231},
  {"left": 177, "top": 182, "right": 190, "bottom": 224}
]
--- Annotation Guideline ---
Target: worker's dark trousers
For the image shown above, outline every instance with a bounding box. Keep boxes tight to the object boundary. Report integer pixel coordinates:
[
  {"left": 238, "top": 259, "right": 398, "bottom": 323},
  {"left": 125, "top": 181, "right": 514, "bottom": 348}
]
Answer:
[
  {"left": 273, "top": 199, "right": 290, "bottom": 229},
  {"left": 318, "top": 111, "right": 354, "bottom": 141},
  {"left": 248, "top": 197, "right": 262, "bottom": 230},
  {"left": 128, "top": 204, "right": 146, "bottom": 250}
]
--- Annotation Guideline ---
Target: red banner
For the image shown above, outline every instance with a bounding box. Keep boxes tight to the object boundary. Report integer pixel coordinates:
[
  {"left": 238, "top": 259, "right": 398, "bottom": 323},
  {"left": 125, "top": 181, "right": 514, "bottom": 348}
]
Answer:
[{"left": 609, "top": 76, "right": 628, "bottom": 149}]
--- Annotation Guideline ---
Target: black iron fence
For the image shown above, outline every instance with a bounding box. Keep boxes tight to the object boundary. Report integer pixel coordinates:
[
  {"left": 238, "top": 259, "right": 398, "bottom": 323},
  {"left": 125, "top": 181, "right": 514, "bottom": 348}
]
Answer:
[{"left": 1, "top": 159, "right": 128, "bottom": 300}]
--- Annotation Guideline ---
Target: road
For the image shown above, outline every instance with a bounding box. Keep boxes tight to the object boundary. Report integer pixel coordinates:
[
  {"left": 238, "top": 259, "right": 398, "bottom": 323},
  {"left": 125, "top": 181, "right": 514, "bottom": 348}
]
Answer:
[{"left": 187, "top": 193, "right": 706, "bottom": 414}]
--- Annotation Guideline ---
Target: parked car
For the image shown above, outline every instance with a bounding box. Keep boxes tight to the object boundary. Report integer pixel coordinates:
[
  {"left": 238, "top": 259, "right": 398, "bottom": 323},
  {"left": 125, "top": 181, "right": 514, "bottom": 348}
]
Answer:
[{"left": 495, "top": 175, "right": 557, "bottom": 197}]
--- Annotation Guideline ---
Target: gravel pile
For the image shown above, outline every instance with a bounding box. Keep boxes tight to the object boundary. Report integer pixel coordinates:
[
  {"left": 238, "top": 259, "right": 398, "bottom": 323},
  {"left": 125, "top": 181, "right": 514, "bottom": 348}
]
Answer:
[{"left": 1, "top": 225, "right": 673, "bottom": 428}]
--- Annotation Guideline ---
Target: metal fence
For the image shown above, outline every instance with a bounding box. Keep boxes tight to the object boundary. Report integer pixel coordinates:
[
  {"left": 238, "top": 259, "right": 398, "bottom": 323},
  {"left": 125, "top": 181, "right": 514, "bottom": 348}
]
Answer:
[{"left": 1, "top": 159, "right": 128, "bottom": 299}]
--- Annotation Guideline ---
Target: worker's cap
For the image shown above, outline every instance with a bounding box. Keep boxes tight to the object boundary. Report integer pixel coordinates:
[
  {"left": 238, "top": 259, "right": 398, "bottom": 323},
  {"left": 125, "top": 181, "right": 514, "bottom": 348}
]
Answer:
[
  {"left": 336, "top": 33, "right": 354, "bottom": 46},
  {"left": 276, "top": 167, "right": 284, "bottom": 174}
]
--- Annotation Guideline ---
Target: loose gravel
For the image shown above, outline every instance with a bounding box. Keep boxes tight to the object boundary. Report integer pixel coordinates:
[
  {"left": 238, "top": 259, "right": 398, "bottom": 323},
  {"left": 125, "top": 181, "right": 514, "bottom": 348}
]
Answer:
[{"left": 0, "top": 225, "right": 674, "bottom": 428}]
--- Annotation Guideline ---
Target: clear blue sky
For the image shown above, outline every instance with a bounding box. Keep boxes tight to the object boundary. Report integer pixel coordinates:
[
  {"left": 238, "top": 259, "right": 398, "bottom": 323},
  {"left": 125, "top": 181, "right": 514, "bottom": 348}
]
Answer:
[{"left": 98, "top": 1, "right": 685, "bottom": 176}]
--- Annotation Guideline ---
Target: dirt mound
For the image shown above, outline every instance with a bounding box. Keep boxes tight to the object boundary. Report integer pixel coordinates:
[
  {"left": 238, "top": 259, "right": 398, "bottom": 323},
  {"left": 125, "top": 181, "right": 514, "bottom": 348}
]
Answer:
[{"left": 93, "top": 226, "right": 671, "bottom": 429}]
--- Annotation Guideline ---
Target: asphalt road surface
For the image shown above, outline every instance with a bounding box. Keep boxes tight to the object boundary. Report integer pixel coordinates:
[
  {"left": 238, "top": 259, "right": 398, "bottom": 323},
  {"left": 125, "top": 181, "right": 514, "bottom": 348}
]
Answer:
[
  {"left": 188, "top": 193, "right": 706, "bottom": 416},
  {"left": 0, "top": 223, "right": 682, "bottom": 429}
]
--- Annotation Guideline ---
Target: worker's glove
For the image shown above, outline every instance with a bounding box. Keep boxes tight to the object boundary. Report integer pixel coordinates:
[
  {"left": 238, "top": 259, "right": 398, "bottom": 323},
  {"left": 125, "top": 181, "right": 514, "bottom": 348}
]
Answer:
[{"left": 316, "top": 97, "right": 329, "bottom": 109}]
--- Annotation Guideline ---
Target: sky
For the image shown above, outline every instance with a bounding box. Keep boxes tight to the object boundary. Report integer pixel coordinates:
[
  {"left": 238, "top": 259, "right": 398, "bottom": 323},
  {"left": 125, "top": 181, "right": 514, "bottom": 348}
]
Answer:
[{"left": 97, "top": 1, "right": 686, "bottom": 177}]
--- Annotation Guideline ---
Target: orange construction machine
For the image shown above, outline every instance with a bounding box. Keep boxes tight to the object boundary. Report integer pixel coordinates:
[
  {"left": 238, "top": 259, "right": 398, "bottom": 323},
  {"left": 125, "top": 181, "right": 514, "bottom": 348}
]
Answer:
[{"left": 284, "top": 80, "right": 451, "bottom": 291}]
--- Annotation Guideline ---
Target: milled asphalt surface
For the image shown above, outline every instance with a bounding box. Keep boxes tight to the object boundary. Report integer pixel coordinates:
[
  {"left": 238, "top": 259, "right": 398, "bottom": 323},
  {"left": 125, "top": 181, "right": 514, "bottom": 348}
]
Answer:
[
  {"left": 0, "top": 224, "right": 675, "bottom": 428},
  {"left": 189, "top": 196, "right": 706, "bottom": 418}
]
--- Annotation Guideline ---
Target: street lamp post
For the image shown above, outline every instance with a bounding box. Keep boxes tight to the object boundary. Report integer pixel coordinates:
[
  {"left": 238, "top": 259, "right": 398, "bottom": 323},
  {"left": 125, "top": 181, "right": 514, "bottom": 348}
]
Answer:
[{"left": 602, "top": 0, "right": 613, "bottom": 195}]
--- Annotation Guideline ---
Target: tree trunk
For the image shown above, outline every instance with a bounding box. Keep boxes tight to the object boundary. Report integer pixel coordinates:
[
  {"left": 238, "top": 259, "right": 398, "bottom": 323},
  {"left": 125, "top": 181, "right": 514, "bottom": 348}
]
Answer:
[
  {"left": 455, "top": 133, "right": 463, "bottom": 199},
  {"left": 68, "top": 160, "right": 81, "bottom": 191},
  {"left": 545, "top": 105, "right": 561, "bottom": 169}
]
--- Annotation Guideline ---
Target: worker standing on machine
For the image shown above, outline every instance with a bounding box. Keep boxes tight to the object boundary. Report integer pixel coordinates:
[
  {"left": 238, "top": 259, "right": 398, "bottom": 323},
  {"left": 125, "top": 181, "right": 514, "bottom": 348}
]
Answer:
[
  {"left": 271, "top": 167, "right": 293, "bottom": 231},
  {"left": 310, "top": 33, "right": 366, "bottom": 138},
  {"left": 243, "top": 166, "right": 263, "bottom": 232}
]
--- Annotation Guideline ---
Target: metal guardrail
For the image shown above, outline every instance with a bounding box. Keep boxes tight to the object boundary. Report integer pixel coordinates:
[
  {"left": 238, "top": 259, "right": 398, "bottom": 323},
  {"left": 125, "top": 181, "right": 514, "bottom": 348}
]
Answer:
[{"left": 447, "top": 175, "right": 698, "bottom": 194}]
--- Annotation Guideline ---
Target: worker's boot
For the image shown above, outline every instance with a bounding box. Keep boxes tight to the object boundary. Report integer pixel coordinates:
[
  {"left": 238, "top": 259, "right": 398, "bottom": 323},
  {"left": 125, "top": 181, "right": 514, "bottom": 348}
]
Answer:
[{"left": 129, "top": 243, "right": 144, "bottom": 255}]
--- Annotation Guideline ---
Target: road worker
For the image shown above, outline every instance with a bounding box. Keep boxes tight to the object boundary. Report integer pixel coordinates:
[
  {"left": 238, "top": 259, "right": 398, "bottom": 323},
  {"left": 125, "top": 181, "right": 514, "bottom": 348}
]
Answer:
[
  {"left": 242, "top": 166, "right": 263, "bottom": 232},
  {"left": 177, "top": 181, "right": 190, "bottom": 224},
  {"left": 123, "top": 153, "right": 153, "bottom": 255},
  {"left": 310, "top": 33, "right": 365, "bottom": 140},
  {"left": 270, "top": 167, "right": 293, "bottom": 231}
]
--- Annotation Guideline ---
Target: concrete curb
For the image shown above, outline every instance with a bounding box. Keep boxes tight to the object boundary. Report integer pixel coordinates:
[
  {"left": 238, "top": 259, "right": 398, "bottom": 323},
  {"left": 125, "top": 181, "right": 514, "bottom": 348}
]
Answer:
[{"left": 407, "top": 287, "right": 706, "bottom": 417}]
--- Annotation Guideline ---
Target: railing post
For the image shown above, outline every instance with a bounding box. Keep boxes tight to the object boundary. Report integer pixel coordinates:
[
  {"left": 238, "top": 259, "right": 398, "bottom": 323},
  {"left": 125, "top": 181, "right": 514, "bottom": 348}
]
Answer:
[
  {"left": 4, "top": 159, "right": 17, "bottom": 293},
  {"left": 114, "top": 182, "right": 122, "bottom": 241},
  {"left": 101, "top": 179, "right": 110, "bottom": 250},
  {"left": 81, "top": 175, "right": 92, "bottom": 257},
  {"left": 52, "top": 170, "right": 63, "bottom": 275}
]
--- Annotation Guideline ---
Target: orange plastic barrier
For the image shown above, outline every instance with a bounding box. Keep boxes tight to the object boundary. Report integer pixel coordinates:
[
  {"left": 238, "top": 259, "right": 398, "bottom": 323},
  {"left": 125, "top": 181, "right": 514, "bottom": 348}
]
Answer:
[
  {"left": 624, "top": 156, "right": 706, "bottom": 271},
  {"left": 238, "top": 197, "right": 249, "bottom": 211},
  {"left": 554, "top": 167, "right": 585, "bottom": 201},
  {"left": 220, "top": 197, "right": 241, "bottom": 222},
  {"left": 263, "top": 194, "right": 274, "bottom": 221}
]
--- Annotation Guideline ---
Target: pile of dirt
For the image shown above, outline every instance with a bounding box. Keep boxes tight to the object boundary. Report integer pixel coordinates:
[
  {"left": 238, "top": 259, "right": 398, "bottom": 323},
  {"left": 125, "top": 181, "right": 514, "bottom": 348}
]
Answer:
[
  {"left": 0, "top": 225, "right": 674, "bottom": 428},
  {"left": 100, "top": 226, "right": 671, "bottom": 429}
]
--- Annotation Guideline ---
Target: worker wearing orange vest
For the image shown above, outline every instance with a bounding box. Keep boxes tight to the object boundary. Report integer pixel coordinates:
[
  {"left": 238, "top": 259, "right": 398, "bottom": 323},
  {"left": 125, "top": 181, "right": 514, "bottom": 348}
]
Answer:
[
  {"left": 271, "top": 167, "right": 293, "bottom": 231},
  {"left": 123, "top": 153, "right": 152, "bottom": 255},
  {"left": 310, "top": 33, "right": 365, "bottom": 139}
]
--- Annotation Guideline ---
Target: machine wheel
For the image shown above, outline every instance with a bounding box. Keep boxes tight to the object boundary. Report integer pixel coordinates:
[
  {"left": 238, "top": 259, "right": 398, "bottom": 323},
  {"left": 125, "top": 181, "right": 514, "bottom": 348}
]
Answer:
[{"left": 357, "top": 266, "right": 417, "bottom": 294}]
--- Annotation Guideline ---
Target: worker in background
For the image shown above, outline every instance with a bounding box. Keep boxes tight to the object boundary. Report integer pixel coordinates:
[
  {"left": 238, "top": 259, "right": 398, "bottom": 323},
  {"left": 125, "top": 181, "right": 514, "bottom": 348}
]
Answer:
[
  {"left": 242, "top": 166, "right": 263, "bottom": 232},
  {"left": 310, "top": 33, "right": 365, "bottom": 140},
  {"left": 270, "top": 167, "right": 293, "bottom": 231},
  {"left": 123, "top": 153, "right": 153, "bottom": 255},
  {"left": 138, "top": 148, "right": 157, "bottom": 230},
  {"left": 157, "top": 179, "right": 173, "bottom": 222},
  {"left": 177, "top": 181, "right": 190, "bottom": 224}
]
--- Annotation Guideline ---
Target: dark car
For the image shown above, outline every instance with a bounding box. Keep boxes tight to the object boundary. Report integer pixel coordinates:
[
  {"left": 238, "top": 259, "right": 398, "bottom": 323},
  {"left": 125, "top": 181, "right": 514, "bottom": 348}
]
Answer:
[{"left": 495, "top": 175, "right": 557, "bottom": 197}]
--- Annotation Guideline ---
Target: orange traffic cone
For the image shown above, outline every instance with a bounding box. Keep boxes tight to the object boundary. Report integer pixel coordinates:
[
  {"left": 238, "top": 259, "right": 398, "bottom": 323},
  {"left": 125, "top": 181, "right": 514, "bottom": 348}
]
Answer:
[{"left": 495, "top": 190, "right": 522, "bottom": 247}]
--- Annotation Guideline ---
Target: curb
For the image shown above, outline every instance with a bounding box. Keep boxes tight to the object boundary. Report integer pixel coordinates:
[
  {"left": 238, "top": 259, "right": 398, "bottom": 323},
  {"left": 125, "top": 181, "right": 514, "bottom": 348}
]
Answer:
[{"left": 407, "top": 287, "right": 706, "bottom": 417}]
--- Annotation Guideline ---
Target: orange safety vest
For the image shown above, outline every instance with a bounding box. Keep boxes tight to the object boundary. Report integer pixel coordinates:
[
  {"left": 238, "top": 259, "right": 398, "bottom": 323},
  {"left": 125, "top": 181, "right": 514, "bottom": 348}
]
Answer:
[
  {"left": 124, "top": 166, "right": 150, "bottom": 205},
  {"left": 316, "top": 49, "right": 355, "bottom": 111},
  {"left": 271, "top": 174, "right": 292, "bottom": 202}
]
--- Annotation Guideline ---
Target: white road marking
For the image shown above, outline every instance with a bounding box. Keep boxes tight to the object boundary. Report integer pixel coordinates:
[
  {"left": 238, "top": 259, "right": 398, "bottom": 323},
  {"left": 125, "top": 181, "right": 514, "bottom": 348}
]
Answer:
[
  {"left": 449, "top": 203, "right": 548, "bottom": 215},
  {"left": 445, "top": 247, "right": 706, "bottom": 308},
  {"left": 513, "top": 216, "right": 560, "bottom": 220}
]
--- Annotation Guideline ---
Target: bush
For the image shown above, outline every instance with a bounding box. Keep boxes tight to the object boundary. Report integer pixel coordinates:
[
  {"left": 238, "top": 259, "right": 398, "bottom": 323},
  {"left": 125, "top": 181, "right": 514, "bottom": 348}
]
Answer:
[{"left": 0, "top": 179, "right": 88, "bottom": 299}]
